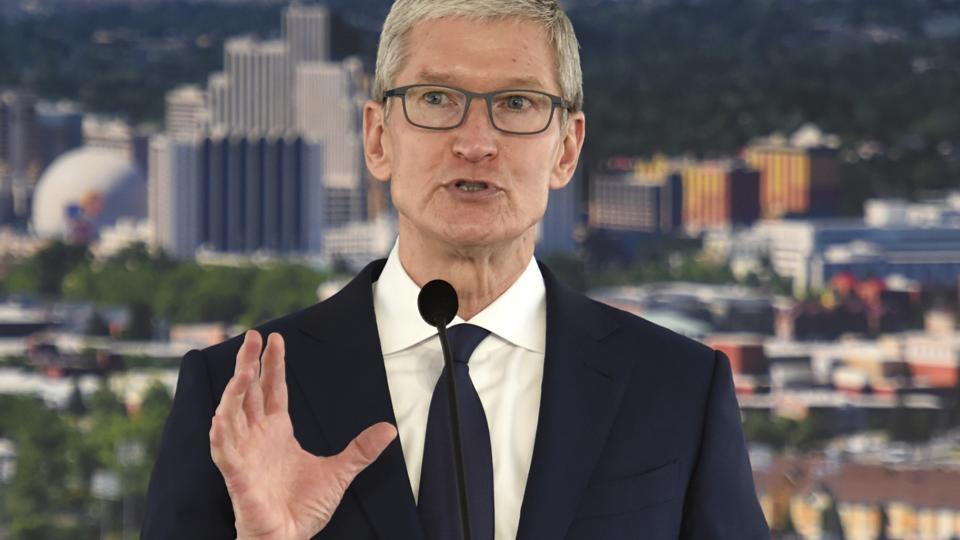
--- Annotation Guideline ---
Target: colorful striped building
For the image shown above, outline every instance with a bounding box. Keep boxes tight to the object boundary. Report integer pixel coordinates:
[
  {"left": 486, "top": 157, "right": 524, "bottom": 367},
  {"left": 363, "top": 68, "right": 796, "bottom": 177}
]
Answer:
[
  {"left": 681, "top": 160, "right": 761, "bottom": 233},
  {"left": 742, "top": 144, "right": 838, "bottom": 219}
]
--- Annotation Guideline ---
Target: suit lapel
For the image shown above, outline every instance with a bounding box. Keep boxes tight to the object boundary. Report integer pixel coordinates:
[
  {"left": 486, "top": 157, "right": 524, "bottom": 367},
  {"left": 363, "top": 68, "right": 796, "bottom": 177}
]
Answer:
[
  {"left": 516, "top": 263, "right": 633, "bottom": 540},
  {"left": 287, "top": 259, "right": 425, "bottom": 540}
]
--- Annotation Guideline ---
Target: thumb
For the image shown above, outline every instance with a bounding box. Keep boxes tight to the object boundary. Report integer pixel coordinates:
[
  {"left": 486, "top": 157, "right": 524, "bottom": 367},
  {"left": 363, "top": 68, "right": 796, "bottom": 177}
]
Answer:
[{"left": 335, "top": 422, "right": 398, "bottom": 481}]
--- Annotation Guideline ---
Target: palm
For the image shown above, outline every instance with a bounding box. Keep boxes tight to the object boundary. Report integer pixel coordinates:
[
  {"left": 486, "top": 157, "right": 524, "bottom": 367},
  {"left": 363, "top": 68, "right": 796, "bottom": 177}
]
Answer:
[{"left": 210, "top": 331, "right": 396, "bottom": 540}]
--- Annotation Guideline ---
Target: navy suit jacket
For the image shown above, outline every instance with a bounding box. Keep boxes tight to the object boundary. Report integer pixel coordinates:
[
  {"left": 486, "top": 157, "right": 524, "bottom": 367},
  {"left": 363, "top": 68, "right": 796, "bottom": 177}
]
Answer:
[{"left": 142, "top": 259, "right": 769, "bottom": 539}]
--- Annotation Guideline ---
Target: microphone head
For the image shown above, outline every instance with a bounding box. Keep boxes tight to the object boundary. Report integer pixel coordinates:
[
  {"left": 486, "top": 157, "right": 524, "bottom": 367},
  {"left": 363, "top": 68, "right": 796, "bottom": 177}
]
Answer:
[{"left": 418, "top": 279, "right": 459, "bottom": 327}]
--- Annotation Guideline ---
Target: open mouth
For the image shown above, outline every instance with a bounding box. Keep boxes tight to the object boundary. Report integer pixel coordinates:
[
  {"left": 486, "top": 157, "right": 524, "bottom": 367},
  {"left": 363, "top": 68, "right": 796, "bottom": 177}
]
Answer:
[{"left": 455, "top": 180, "right": 490, "bottom": 192}]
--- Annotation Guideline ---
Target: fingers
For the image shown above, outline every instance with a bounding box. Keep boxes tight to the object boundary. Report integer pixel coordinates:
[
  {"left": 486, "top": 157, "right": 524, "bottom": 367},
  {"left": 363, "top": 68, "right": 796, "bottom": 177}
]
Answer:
[
  {"left": 334, "top": 422, "right": 398, "bottom": 482},
  {"left": 261, "top": 332, "right": 288, "bottom": 416},
  {"left": 239, "top": 330, "right": 265, "bottom": 421},
  {"left": 212, "top": 331, "right": 262, "bottom": 446}
]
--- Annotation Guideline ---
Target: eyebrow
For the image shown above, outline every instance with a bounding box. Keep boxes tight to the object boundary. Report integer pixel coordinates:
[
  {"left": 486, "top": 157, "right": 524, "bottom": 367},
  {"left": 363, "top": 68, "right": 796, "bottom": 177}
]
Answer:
[{"left": 414, "top": 70, "right": 548, "bottom": 90}]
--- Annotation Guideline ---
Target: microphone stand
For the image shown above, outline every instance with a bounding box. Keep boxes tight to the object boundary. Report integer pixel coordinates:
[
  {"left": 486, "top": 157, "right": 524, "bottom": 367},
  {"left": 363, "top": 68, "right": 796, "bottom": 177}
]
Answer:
[{"left": 432, "top": 321, "right": 473, "bottom": 540}]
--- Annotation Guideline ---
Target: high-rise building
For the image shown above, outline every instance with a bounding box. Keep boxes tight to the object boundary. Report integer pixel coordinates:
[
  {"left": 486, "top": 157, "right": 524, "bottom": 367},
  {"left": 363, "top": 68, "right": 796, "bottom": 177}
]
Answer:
[
  {"left": 211, "top": 37, "right": 291, "bottom": 133},
  {"left": 0, "top": 89, "right": 41, "bottom": 223},
  {"left": 197, "top": 133, "right": 324, "bottom": 253},
  {"left": 150, "top": 134, "right": 201, "bottom": 259},
  {"left": 151, "top": 5, "right": 370, "bottom": 259},
  {"left": 681, "top": 160, "right": 760, "bottom": 233},
  {"left": 149, "top": 131, "right": 325, "bottom": 258},
  {"left": 295, "top": 58, "right": 364, "bottom": 186},
  {"left": 284, "top": 4, "right": 330, "bottom": 65},
  {"left": 165, "top": 85, "right": 207, "bottom": 137}
]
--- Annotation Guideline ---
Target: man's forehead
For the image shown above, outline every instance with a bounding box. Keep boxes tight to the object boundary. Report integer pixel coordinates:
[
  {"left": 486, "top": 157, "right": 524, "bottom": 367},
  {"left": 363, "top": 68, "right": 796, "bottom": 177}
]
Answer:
[
  {"left": 413, "top": 69, "right": 550, "bottom": 91},
  {"left": 397, "top": 17, "right": 559, "bottom": 92}
]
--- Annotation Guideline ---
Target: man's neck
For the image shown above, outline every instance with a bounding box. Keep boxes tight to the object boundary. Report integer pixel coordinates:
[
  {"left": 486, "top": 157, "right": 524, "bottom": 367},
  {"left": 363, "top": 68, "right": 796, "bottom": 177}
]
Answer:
[{"left": 397, "top": 222, "right": 536, "bottom": 321}]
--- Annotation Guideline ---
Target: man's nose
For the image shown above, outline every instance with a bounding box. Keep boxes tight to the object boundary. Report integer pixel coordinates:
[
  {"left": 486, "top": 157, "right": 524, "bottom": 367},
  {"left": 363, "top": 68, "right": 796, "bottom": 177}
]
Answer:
[{"left": 451, "top": 97, "right": 498, "bottom": 162}]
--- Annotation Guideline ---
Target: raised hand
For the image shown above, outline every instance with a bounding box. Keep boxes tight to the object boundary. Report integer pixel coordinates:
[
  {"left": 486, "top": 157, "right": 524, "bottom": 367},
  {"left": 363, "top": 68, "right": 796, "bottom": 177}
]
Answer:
[{"left": 209, "top": 330, "right": 397, "bottom": 540}]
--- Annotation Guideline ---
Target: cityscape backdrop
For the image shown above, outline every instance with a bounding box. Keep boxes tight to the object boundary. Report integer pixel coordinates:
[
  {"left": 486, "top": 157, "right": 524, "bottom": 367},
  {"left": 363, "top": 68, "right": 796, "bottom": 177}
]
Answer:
[{"left": 2, "top": 0, "right": 960, "bottom": 538}]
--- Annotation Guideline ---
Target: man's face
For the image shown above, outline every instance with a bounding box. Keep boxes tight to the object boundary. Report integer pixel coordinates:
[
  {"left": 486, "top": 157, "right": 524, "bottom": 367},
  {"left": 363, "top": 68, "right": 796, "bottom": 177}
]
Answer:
[{"left": 363, "top": 17, "right": 585, "bottom": 252}]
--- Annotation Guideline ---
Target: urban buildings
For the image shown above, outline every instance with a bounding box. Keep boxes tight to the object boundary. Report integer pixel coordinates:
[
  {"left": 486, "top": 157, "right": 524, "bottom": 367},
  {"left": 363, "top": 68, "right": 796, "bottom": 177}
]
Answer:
[
  {"left": 165, "top": 85, "right": 207, "bottom": 138},
  {"left": 150, "top": 4, "right": 371, "bottom": 263},
  {"left": 680, "top": 159, "right": 760, "bottom": 233},
  {"left": 754, "top": 455, "right": 960, "bottom": 539},
  {"left": 0, "top": 89, "right": 42, "bottom": 224},
  {"left": 743, "top": 124, "right": 840, "bottom": 219},
  {"left": 587, "top": 126, "right": 840, "bottom": 250},
  {"left": 82, "top": 115, "right": 150, "bottom": 171},
  {"left": 589, "top": 155, "right": 761, "bottom": 236},
  {"left": 35, "top": 101, "right": 83, "bottom": 171},
  {"left": 589, "top": 168, "right": 682, "bottom": 234},
  {"left": 707, "top": 193, "right": 960, "bottom": 294}
]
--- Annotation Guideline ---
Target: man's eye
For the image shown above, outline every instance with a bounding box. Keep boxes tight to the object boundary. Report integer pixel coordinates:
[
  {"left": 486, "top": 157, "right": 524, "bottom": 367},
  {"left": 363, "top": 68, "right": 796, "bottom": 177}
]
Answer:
[
  {"left": 504, "top": 95, "right": 530, "bottom": 110},
  {"left": 423, "top": 92, "right": 448, "bottom": 105}
]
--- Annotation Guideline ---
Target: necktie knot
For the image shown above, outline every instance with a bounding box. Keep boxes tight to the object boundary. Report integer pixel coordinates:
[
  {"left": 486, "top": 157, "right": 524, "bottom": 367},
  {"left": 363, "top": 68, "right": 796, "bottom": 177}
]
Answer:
[{"left": 445, "top": 323, "right": 491, "bottom": 365}]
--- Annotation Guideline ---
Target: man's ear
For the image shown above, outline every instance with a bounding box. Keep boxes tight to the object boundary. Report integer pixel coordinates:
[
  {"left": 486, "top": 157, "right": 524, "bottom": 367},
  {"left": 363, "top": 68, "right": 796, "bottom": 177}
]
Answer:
[
  {"left": 363, "top": 100, "right": 392, "bottom": 182},
  {"left": 549, "top": 111, "right": 585, "bottom": 190}
]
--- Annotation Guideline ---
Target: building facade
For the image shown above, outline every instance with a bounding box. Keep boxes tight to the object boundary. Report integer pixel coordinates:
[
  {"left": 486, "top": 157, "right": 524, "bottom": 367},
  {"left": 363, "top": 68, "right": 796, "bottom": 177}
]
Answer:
[{"left": 681, "top": 159, "right": 760, "bottom": 233}]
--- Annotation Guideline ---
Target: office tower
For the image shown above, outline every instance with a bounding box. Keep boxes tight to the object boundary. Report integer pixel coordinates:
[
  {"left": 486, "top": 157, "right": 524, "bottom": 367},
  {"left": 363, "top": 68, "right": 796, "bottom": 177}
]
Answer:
[
  {"left": 150, "top": 134, "right": 201, "bottom": 259},
  {"left": 294, "top": 59, "right": 362, "bottom": 181},
  {"left": 36, "top": 100, "right": 83, "bottom": 171},
  {"left": 681, "top": 160, "right": 760, "bottom": 233},
  {"left": 295, "top": 57, "right": 365, "bottom": 225},
  {"left": 589, "top": 170, "right": 682, "bottom": 234},
  {"left": 165, "top": 85, "right": 208, "bottom": 137},
  {"left": 150, "top": 132, "right": 325, "bottom": 258},
  {"left": 197, "top": 133, "right": 324, "bottom": 253},
  {"left": 743, "top": 135, "right": 839, "bottom": 219},
  {"left": 284, "top": 3, "right": 330, "bottom": 65},
  {"left": 152, "top": 7, "right": 370, "bottom": 259},
  {"left": 212, "top": 37, "right": 291, "bottom": 132},
  {"left": 0, "top": 89, "right": 41, "bottom": 223}
]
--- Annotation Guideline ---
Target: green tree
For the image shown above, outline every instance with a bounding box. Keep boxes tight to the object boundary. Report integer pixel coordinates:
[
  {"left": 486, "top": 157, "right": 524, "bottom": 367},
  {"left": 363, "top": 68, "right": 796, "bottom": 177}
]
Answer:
[
  {"left": 242, "top": 264, "right": 328, "bottom": 326},
  {"left": 2, "top": 240, "right": 90, "bottom": 298}
]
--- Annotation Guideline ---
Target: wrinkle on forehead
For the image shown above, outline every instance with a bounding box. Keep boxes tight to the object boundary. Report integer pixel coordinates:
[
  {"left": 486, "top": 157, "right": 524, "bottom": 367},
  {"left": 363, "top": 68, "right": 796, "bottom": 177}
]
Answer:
[{"left": 413, "top": 69, "right": 550, "bottom": 92}]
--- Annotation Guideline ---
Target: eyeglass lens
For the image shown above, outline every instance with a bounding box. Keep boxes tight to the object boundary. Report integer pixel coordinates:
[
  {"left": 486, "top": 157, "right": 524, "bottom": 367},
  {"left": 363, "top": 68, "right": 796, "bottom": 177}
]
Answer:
[{"left": 402, "top": 86, "right": 555, "bottom": 134}]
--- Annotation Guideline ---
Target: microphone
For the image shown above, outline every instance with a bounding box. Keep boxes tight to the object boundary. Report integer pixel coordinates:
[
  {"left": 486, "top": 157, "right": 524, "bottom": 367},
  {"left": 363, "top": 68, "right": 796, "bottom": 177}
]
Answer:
[{"left": 417, "top": 280, "right": 472, "bottom": 540}]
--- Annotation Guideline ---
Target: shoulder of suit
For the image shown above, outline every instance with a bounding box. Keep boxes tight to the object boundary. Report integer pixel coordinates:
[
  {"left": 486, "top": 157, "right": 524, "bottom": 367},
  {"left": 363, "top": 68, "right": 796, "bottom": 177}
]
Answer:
[
  {"left": 194, "top": 300, "right": 328, "bottom": 370},
  {"left": 575, "top": 289, "right": 717, "bottom": 364},
  {"left": 197, "top": 259, "right": 385, "bottom": 369}
]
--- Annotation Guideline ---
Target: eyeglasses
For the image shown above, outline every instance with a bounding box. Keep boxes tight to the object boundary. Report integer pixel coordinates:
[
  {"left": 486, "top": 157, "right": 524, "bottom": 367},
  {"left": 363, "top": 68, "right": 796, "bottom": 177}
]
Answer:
[{"left": 383, "top": 84, "right": 570, "bottom": 135}]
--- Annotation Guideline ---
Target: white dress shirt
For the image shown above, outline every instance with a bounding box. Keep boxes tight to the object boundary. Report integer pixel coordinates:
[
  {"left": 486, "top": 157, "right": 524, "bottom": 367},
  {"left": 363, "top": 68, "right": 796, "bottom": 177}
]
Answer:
[{"left": 372, "top": 241, "right": 546, "bottom": 540}]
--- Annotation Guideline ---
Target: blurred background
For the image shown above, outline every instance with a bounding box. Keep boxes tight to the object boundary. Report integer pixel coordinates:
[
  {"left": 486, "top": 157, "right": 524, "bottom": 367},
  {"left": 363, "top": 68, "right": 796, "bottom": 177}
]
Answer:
[{"left": 1, "top": 0, "right": 959, "bottom": 538}]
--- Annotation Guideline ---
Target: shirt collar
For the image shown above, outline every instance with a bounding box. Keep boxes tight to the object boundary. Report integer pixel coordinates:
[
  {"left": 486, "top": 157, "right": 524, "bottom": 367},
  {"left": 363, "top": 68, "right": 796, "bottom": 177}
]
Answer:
[{"left": 373, "top": 239, "right": 546, "bottom": 355}]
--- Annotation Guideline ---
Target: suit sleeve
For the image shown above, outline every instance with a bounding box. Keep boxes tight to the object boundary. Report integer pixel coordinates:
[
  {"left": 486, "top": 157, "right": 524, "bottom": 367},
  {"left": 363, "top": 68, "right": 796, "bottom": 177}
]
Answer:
[
  {"left": 678, "top": 350, "right": 770, "bottom": 539},
  {"left": 141, "top": 349, "right": 237, "bottom": 539}
]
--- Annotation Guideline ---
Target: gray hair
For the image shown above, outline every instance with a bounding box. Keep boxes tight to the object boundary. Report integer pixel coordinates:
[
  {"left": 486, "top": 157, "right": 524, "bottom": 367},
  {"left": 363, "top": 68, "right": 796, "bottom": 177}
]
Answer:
[{"left": 373, "top": 0, "right": 583, "bottom": 113}]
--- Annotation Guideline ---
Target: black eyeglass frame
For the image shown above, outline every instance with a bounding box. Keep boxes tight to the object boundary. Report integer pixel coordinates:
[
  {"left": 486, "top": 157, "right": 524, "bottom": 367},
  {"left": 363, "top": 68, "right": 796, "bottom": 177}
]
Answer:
[{"left": 383, "top": 84, "right": 572, "bottom": 135}]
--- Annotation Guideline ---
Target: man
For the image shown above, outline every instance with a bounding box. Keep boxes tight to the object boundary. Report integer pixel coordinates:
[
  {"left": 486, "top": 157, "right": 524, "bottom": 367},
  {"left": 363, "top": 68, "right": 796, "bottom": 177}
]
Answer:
[{"left": 142, "top": 0, "right": 770, "bottom": 538}]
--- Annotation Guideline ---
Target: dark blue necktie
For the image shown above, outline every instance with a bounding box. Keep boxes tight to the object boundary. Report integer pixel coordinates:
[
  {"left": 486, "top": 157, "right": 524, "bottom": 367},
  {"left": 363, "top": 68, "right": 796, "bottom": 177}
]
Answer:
[{"left": 418, "top": 323, "right": 494, "bottom": 540}]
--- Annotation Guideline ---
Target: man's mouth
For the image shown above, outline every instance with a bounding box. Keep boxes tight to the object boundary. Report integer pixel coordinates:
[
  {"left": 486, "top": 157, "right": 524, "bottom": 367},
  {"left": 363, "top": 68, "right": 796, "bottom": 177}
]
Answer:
[{"left": 455, "top": 180, "right": 490, "bottom": 192}]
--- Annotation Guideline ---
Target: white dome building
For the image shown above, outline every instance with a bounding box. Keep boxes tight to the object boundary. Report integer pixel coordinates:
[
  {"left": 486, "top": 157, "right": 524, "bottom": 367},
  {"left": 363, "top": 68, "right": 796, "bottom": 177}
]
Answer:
[{"left": 32, "top": 147, "right": 146, "bottom": 240}]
